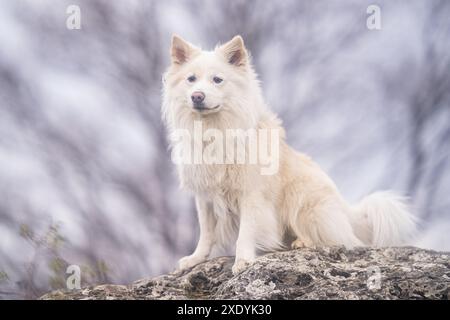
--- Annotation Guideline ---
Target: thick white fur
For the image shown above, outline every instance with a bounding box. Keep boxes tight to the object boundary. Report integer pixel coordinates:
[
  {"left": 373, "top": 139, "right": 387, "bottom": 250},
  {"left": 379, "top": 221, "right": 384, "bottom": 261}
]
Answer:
[{"left": 162, "top": 35, "right": 418, "bottom": 274}]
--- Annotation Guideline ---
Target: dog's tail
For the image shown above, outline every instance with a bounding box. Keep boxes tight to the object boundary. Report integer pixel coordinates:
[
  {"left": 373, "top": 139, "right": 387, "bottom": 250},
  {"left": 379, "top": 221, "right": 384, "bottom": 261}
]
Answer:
[{"left": 350, "top": 191, "right": 418, "bottom": 247}]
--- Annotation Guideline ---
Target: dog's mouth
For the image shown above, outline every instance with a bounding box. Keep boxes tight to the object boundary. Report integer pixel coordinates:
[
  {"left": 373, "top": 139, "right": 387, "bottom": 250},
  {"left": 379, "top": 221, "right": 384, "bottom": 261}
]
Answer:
[{"left": 193, "top": 104, "right": 221, "bottom": 113}]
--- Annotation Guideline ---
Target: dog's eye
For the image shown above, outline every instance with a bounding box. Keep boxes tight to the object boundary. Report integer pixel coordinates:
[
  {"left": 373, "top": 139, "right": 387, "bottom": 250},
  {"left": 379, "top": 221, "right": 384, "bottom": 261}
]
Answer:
[
  {"left": 187, "top": 75, "right": 196, "bottom": 83},
  {"left": 213, "top": 76, "right": 223, "bottom": 84}
]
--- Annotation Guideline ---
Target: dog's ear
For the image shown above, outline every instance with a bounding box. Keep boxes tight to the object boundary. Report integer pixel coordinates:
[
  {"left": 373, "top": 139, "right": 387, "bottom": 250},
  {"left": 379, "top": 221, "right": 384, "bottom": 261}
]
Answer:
[
  {"left": 218, "top": 35, "right": 248, "bottom": 67},
  {"left": 171, "top": 35, "right": 200, "bottom": 65}
]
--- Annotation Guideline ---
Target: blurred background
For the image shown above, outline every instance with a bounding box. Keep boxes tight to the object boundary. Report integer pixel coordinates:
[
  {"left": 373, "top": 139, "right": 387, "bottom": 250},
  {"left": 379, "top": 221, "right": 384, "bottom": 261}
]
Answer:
[{"left": 0, "top": 0, "right": 449, "bottom": 299}]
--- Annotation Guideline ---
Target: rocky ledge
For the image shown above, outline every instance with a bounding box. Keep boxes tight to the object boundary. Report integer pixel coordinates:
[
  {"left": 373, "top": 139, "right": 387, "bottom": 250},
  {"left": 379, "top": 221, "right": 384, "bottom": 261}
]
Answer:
[{"left": 40, "top": 247, "right": 449, "bottom": 300}]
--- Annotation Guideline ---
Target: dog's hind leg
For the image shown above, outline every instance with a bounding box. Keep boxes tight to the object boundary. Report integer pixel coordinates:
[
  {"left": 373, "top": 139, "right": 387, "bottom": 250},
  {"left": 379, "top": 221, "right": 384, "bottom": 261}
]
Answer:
[{"left": 291, "top": 199, "right": 364, "bottom": 248}]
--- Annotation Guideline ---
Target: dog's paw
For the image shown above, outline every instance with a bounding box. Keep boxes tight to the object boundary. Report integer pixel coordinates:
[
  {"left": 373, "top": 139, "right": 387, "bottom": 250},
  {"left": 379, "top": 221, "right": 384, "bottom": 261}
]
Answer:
[
  {"left": 232, "top": 259, "right": 252, "bottom": 275},
  {"left": 291, "top": 238, "right": 306, "bottom": 249},
  {"left": 291, "top": 237, "right": 315, "bottom": 249},
  {"left": 178, "top": 255, "right": 205, "bottom": 271}
]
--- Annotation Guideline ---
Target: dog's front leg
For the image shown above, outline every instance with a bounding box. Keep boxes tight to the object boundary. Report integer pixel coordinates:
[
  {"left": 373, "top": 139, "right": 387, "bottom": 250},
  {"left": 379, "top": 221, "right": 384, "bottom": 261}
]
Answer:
[
  {"left": 178, "top": 197, "right": 216, "bottom": 271},
  {"left": 232, "top": 195, "right": 260, "bottom": 275}
]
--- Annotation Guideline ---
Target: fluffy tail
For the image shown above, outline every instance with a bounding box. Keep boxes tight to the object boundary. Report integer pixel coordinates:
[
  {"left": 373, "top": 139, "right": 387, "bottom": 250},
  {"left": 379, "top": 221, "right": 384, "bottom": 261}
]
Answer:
[{"left": 350, "top": 191, "right": 418, "bottom": 247}]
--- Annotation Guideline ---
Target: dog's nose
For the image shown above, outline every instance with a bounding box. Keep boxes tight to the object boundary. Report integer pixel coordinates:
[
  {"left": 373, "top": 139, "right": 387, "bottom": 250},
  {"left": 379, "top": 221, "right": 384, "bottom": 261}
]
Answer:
[{"left": 191, "top": 91, "right": 205, "bottom": 104}]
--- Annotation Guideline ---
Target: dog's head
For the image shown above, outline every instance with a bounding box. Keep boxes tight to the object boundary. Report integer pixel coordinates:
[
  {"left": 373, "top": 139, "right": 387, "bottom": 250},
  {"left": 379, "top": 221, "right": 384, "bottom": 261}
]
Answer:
[{"left": 163, "top": 35, "right": 263, "bottom": 127}]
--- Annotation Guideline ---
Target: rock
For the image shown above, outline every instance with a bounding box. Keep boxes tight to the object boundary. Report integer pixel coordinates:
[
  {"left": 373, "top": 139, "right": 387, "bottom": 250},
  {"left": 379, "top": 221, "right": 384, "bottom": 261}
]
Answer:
[{"left": 40, "top": 247, "right": 450, "bottom": 300}]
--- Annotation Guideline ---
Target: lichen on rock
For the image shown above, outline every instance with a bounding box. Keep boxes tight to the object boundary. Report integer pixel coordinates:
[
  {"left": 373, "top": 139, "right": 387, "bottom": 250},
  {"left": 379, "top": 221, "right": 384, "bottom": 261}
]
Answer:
[{"left": 40, "top": 247, "right": 450, "bottom": 300}]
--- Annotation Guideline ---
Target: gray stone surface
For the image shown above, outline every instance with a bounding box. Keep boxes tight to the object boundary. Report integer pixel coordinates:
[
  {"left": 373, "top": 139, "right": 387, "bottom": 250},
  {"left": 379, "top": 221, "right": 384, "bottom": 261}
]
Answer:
[{"left": 40, "top": 247, "right": 450, "bottom": 300}]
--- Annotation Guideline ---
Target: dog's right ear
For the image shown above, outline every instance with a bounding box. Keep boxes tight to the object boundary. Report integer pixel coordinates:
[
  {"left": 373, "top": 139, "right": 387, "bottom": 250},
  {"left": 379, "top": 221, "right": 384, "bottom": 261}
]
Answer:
[{"left": 171, "top": 35, "right": 199, "bottom": 65}]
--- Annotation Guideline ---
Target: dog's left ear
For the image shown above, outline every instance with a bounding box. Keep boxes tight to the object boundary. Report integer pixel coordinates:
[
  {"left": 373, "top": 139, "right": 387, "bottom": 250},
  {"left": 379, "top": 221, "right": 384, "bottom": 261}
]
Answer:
[{"left": 218, "top": 35, "right": 248, "bottom": 67}]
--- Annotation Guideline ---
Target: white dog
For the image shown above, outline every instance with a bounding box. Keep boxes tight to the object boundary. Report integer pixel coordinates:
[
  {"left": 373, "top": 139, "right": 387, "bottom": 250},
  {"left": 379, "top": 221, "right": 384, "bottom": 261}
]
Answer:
[{"left": 162, "top": 35, "right": 417, "bottom": 274}]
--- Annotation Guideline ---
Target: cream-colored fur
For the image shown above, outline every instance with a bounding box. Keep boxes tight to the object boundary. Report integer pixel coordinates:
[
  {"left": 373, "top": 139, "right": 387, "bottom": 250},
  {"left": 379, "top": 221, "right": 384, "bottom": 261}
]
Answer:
[{"left": 162, "top": 35, "right": 417, "bottom": 274}]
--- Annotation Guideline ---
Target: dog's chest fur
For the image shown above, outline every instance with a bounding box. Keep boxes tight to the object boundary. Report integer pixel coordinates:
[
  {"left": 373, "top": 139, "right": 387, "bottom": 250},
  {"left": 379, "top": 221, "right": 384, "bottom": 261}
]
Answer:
[
  {"left": 178, "top": 163, "right": 244, "bottom": 217},
  {"left": 172, "top": 114, "right": 261, "bottom": 219}
]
